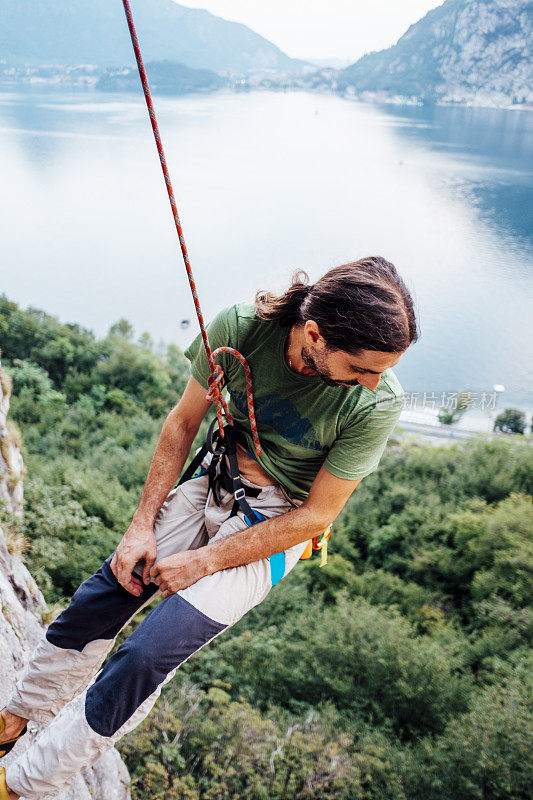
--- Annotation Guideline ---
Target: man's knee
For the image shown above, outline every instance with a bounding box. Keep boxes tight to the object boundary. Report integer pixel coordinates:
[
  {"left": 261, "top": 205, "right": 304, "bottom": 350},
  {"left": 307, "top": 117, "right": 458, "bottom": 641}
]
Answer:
[
  {"left": 46, "top": 558, "right": 157, "bottom": 652},
  {"left": 84, "top": 637, "right": 159, "bottom": 737},
  {"left": 84, "top": 594, "right": 226, "bottom": 737}
]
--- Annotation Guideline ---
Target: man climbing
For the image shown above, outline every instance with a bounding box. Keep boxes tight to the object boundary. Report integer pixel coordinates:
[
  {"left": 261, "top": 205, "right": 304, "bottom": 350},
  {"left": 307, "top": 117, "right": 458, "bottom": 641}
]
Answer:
[{"left": 1, "top": 256, "right": 418, "bottom": 799}]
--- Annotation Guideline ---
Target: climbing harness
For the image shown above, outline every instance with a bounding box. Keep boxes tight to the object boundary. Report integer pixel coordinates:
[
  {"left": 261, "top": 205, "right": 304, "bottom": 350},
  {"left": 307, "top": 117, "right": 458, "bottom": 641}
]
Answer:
[
  {"left": 178, "top": 419, "right": 265, "bottom": 526},
  {"left": 120, "top": 0, "right": 330, "bottom": 562},
  {"left": 179, "top": 421, "right": 331, "bottom": 564}
]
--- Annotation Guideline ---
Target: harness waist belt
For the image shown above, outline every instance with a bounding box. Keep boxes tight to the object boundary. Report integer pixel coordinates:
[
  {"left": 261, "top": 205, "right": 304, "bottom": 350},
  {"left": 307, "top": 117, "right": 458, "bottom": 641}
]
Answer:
[{"left": 217, "top": 459, "right": 262, "bottom": 498}]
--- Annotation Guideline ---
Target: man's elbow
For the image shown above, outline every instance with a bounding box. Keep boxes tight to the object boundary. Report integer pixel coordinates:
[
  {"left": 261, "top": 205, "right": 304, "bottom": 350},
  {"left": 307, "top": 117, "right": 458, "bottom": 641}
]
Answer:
[
  {"left": 165, "top": 406, "right": 201, "bottom": 441},
  {"left": 294, "top": 505, "right": 332, "bottom": 540}
]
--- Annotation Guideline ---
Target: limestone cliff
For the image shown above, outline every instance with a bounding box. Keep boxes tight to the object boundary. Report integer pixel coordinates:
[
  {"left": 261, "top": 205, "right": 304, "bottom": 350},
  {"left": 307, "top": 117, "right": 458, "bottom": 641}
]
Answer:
[
  {"left": 0, "top": 366, "right": 131, "bottom": 800},
  {"left": 341, "top": 0, "right": 533, "bottom": 107},
  {"left": 0, "top": 370, "right": 23, "bottom": 518}
]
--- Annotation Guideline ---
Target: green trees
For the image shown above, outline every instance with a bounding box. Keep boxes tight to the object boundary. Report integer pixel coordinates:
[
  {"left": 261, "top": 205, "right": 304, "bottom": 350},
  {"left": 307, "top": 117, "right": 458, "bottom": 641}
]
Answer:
[
  {"left": 437, "top": 390, "right": 471, "bottom": 425},
  {"left": 0, "top": 296, "right": 193, "bottom": 599},
  {"left": 494, "top": 408, "right": 527, "bottom": 435},
  {"left": 120, "top": 687, "right": 372, "bottom": 800},
  {"left": 407, "top": 665, "right": 533, "bottom": 800},
  {"left": 120, "top": 665, "right": 533, "bottom": 800},
  {"left": 185, "top": 592, "right": 468, "bottom": 737},
  {"left": 1, "top": 295, "right": 188, "bottom": 413}
]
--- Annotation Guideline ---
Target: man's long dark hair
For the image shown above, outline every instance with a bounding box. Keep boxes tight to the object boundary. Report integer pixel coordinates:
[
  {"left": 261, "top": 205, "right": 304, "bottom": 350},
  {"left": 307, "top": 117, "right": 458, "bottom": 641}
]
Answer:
[{"left": 255, "top": 256, "right": 419, "bottom": 354}]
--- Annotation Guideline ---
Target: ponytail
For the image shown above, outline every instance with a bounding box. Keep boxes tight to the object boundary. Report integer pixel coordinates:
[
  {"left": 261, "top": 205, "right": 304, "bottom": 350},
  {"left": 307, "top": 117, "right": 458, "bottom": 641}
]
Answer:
[{"left": 255, "top": 270, "right": 312, "bottom": 328}]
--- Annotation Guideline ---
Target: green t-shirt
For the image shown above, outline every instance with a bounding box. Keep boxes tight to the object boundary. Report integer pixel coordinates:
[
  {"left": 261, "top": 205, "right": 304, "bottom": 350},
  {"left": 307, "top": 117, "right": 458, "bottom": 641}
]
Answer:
[{"left": 184, "top": 303, "right": 404, "bottom": 499}]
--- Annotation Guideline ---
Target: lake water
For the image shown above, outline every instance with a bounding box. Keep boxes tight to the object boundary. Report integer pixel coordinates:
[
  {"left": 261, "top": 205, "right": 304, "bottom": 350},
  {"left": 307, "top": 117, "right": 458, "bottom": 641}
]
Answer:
[{"left": 1, "top": 88, "right": 532, "bottom": 410}]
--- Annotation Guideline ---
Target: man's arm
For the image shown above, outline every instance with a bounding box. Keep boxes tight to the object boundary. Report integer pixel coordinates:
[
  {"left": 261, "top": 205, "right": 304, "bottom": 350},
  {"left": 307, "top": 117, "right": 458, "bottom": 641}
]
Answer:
[
  {"left": 111, "top": 377, "right": 211, "bottom": 595},
  {"left": 151, "top": 467, "right": 361, "bottom": 597}
]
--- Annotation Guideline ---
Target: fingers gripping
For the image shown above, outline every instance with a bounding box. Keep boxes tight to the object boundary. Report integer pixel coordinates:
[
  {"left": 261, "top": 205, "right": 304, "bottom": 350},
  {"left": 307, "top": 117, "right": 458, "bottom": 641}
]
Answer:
[
  {"left": 142, "top": 553, "right": 157, "bottom": 586},
  {"left": 112, "top": 537, "right": 157, "bottom": 596}
]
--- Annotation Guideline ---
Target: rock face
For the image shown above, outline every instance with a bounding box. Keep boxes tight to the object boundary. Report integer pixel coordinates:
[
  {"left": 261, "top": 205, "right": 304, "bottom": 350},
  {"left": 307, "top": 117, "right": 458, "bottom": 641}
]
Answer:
[
  {"left": 0, "top": 366, "right": 131, "bottom": 800},
  {"left": 341, "top": 0, "right": 533, "bottom": 106},
  {"left": 0, "top": 370, "right": 23, "bottom": 518}
]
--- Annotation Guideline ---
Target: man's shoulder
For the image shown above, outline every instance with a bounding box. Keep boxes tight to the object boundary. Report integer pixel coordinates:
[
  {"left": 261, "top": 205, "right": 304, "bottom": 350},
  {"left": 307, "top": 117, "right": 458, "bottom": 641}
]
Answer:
[
  {"left": 378, "top": 368, "right": 405, "bottom": 400},
  {"left": 233, "top": 301, "right": 257, "bottom": 321},
  {"left": 222, "top": 302, "right": 260, "bottom": 346},
  {"left": 215, "top": 302, "right": 257, "bottom": 331}
]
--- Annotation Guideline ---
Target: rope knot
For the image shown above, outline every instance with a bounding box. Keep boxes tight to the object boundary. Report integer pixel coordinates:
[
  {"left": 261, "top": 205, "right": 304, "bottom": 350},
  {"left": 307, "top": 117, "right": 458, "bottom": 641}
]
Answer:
[{"left": 206, "top": 364, "right": 225, "bottom": 402}]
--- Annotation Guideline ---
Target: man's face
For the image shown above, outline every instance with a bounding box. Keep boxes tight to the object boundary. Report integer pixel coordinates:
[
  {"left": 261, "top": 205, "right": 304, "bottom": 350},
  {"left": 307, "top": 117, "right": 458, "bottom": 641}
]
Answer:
[{"left": 301, "top": 341, "right": 405, "bottom": 391}]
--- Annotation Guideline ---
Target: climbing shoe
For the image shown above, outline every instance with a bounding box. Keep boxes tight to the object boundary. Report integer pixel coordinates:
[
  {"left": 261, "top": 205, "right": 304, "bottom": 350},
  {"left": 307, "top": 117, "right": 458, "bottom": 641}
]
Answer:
[
  {"left": 0, "top": 766, "right": 11, "bottom": 799},
  {"left": 0, "top": 713, "right": 27, "bottom": 758}
]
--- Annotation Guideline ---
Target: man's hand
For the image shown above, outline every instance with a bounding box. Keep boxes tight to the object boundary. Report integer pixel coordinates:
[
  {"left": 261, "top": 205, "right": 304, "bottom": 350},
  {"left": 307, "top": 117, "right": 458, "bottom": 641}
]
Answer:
[
  {"left": 110, "top": 524, "right": 158, "bottom": 596},
  {"left": 108, "top": 377, "right": 210, "bottom": 597},
  {"left": 150, "top": 551, "right": 206, "bottom": 598}
]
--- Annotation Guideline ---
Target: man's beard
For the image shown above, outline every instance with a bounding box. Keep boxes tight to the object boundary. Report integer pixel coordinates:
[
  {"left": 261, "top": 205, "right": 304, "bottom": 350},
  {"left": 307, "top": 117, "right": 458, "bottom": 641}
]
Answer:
[{"left": 301, "top": 346, "right": 359, "bottom": 388}]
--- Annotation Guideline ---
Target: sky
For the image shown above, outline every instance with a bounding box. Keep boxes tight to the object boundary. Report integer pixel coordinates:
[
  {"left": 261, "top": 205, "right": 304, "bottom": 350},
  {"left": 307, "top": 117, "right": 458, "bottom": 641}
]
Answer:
[{"left": 177, "top": 0, "right": 444, "bottom": 63}]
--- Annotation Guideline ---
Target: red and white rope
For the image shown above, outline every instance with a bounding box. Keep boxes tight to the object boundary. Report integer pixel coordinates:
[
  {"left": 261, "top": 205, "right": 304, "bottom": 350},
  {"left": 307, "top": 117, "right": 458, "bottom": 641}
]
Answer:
[{"left": 120, "top": 0, "right": 261, "bottom": 456}]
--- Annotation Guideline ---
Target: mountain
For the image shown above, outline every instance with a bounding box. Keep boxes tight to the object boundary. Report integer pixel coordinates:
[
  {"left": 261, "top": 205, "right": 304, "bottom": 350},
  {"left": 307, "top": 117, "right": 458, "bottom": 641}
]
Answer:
[
  {"left": 0, "top": 0, "right": 307, "bottom": 76},
  {"left": 340, "top": 0, "right": 533, "bottom": 106},
  {"left": 0, "top": 367, "right": 131, "bottom": 800}
]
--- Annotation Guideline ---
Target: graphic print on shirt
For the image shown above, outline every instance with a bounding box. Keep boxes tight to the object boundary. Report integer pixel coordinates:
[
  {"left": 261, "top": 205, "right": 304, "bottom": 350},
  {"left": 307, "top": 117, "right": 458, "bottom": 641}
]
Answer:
[{"left": 231, "top": 390, "right": 325, "bottom": 451}]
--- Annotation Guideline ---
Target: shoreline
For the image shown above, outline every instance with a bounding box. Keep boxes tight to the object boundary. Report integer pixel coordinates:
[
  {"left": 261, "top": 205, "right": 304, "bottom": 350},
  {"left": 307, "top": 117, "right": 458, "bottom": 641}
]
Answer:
[{"left": 0, "top": 79, "right": 531, "bottom": 114}]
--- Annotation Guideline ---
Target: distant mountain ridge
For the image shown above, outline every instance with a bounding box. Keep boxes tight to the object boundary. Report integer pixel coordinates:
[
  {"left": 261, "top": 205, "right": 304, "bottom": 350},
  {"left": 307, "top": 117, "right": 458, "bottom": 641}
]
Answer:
[
  {"left": 0, "top": 0, "right": 307, "bottom": 76},
  {"left": 340, "top": 0, "right": 533, "bottom": 106}
]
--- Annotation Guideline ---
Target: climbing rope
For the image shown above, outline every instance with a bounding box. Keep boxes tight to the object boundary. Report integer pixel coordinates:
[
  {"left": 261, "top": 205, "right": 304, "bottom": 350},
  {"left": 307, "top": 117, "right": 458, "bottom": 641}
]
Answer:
[{"left": 120, "top": 0, "right": 261, "bottom": 456}]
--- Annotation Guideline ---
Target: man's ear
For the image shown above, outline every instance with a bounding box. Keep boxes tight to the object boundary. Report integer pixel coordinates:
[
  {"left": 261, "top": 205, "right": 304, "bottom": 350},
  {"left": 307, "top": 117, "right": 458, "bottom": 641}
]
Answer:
[{"left": 304, "top": 319, "right": 321, "bottom": 345}]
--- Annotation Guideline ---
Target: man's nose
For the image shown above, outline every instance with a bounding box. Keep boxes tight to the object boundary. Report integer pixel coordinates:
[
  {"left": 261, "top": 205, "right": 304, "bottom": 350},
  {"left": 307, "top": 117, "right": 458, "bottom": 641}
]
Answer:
[{"left": 362, "top": 373, "right": 381, "bottom": 391}]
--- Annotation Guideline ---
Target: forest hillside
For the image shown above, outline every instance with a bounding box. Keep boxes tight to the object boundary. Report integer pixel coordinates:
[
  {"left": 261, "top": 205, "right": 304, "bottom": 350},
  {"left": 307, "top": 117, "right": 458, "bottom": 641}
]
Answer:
[{"left": 0, "top": 294, "right": 532, "bottom": 800}]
